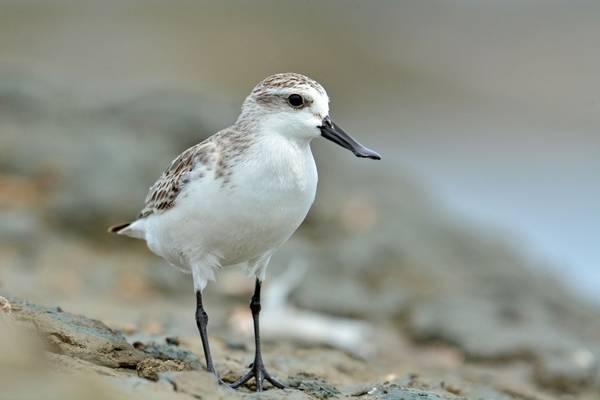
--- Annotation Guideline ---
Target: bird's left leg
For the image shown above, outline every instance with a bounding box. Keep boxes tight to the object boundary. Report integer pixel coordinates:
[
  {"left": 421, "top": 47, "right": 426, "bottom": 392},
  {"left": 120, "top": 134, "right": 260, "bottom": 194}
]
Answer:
[{"left": 230, "top": 279, "right": 285, "bottom": 391}]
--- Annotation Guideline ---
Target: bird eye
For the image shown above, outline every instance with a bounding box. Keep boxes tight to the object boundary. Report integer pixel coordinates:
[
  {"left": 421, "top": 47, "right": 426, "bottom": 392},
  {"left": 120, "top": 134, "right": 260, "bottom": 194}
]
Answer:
[{"left": 287, "top": 94, "right": 304, "bottom": 108}]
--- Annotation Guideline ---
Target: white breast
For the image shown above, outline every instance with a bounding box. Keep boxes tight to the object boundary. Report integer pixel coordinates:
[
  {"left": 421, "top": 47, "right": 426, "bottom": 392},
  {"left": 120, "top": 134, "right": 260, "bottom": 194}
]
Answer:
[{"left": 141, "top": 134, "right": 318, "bottom": 276}]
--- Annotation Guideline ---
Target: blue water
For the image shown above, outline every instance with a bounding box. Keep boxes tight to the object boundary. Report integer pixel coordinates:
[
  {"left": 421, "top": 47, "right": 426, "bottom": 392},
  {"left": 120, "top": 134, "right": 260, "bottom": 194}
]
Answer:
[
  {"left": 395, "top": 139, "right": 600, "bottom": 303},
  {"left": 434, "top": 175, "right": 600, "bottom": 302}
]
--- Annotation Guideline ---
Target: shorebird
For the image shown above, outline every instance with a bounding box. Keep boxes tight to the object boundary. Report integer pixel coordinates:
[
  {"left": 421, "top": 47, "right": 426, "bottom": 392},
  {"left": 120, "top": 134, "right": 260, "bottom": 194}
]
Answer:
[{"left": 109, "top": 73, "right": 380, "bottom": 391}]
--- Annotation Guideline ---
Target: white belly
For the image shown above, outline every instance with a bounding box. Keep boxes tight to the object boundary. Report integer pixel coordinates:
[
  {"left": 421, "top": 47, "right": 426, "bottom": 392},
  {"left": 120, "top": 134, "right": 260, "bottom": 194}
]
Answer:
[{"left": 142, "top": 137, "right": 318, "bottom": 274}]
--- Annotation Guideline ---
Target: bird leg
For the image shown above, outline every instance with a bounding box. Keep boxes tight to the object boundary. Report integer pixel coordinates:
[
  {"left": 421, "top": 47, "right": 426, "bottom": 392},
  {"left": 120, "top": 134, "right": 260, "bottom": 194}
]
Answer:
[
  {"left": 195, "top": 290, "right": 217, "bottom": 375},
  {"left": 230, "top": 279, "right": 285, "bottom": 391}
]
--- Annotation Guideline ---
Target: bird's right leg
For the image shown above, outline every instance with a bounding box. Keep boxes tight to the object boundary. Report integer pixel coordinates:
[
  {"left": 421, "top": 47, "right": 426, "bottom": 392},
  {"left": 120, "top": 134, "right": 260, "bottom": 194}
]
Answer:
[{"left": 195, "top": 290, "right": 217, "bottom": 374}]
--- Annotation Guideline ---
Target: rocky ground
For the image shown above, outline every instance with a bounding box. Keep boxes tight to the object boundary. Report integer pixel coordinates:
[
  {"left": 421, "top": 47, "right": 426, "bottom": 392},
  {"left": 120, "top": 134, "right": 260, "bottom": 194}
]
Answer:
[
  {"left": 1, "top": 290, "right": 599, "bottom": 400},
  {"left": 1, "top": 80, "right": 600, "bottom": 400},
  {"left": 1, "top": 294, "right": 595, "bottom": 400}
]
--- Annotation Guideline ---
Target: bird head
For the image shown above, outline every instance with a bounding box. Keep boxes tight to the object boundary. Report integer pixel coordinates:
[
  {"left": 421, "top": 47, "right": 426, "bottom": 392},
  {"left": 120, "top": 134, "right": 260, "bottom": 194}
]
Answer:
[{"left": 238, "top": 73, "right": 381, "bottom": 160}]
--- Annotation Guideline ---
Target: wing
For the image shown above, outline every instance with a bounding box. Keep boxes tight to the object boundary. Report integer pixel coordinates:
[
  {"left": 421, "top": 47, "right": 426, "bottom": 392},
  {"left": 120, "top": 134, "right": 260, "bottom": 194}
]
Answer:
[
  {"left": 136, "top": 126, "right": 255, "bottom": 219},
  {"left": 138, "top": 141, "right": 216, "bottom": 218}
]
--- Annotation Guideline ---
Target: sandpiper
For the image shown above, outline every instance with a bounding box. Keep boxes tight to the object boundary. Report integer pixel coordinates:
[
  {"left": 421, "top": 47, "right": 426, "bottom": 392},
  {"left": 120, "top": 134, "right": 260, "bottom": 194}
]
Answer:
[{"left": 109, "top": 73, "right": 380, "bottom": 391}]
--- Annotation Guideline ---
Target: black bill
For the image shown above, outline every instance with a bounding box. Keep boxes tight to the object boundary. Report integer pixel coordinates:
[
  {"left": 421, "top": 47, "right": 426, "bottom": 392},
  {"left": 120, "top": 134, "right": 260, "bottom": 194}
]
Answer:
[{"left": 319, "top": 117, "right": 381, "bottom": 160}]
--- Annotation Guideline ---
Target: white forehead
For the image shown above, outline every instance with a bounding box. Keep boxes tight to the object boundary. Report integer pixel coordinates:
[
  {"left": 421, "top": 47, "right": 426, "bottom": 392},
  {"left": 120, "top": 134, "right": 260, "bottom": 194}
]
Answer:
[{"left": 306, "top": 86, "right": 329, "bottom": 117}]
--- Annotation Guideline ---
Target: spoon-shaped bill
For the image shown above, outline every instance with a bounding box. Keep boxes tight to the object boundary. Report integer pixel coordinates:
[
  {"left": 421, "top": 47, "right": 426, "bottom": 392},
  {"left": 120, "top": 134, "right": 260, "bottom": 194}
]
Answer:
[{"left": 319, "top": 117, "right": 381, "bottom": 160}]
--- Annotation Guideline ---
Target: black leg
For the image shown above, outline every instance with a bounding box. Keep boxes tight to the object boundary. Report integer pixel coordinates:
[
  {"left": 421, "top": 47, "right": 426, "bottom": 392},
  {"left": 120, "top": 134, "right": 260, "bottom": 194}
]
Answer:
[
  {"left": 230, "top": 279, "right": 285, "bottom": 391},
  {"left": 195, "top": 290, "right": 217, "bottom": 374}
]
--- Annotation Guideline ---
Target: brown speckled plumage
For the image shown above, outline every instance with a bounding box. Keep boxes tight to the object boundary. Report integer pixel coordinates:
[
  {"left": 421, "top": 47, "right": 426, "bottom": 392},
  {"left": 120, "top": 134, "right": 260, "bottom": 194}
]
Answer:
[
  {"left": 139, "top": 127, "right": 255, "bottom": 218},
  {"left": 137, "top": 73, "right": 323, "bottom": 219},
  {"left": 252, "top": 73, "right": 325, "bottom": 97}
]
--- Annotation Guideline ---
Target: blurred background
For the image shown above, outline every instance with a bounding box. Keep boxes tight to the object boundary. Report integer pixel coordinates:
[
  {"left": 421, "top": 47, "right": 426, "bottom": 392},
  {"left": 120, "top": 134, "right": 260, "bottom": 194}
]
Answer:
[{"left": 1, "top": 1, "right": 599, "bottom": 399}]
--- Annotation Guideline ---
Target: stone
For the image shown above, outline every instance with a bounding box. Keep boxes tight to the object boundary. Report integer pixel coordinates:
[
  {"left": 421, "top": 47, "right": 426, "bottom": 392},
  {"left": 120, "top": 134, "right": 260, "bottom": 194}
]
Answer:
[
  {"left": 8, "top": 297, "right": 145, "bottom": 368},
  {"left": 286, "top": 372, "right": 341, "bottom": 399},
  {"left": 137, "top": 358, "right": 186, "bottom": 381},
  {"left": 367, "top": 383, "right": 462, "bottom": 400},
  {"left": 137, "top": 340, "right": 203, "bottom": 370}
]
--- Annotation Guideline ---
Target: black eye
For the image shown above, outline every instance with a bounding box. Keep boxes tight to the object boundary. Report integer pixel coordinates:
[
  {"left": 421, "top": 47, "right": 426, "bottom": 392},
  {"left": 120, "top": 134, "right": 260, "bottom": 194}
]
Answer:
[{"left": 287, "top": 94, "right": 304, "bottom": 108}]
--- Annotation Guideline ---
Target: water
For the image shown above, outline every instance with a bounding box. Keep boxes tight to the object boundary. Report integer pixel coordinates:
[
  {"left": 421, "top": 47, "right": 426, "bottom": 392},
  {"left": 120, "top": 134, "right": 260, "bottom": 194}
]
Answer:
[{"left": 392, "top": 129, "right": 600, "bottom": 303}]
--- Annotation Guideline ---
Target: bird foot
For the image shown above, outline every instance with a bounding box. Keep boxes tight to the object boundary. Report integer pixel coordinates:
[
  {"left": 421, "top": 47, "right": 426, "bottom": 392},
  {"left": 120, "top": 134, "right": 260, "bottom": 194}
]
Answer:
[{"left": 229, "top": 360, "right": 285, "bottom": 392}]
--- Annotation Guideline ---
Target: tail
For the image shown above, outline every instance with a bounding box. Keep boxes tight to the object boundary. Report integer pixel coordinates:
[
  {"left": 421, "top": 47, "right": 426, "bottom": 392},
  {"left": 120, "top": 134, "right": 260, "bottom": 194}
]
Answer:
[
  {"left": 108, "top": 220, "right": 146, "bottom": 239},
  {"left": 108, "top": 222, "right": 132, "bottom": 234}
]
